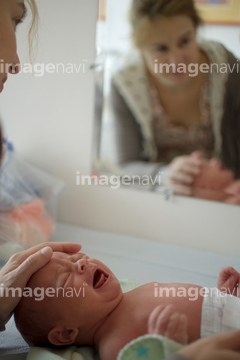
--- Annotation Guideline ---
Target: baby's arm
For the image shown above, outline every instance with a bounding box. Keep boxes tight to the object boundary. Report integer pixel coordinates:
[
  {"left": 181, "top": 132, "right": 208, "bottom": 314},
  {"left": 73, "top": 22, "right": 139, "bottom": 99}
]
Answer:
[
  {"left": 148, "top": 304, "right": 188, "bottom": 345},
  {"left": 217, "top": 266, "right": 240, "bottom": 297}
]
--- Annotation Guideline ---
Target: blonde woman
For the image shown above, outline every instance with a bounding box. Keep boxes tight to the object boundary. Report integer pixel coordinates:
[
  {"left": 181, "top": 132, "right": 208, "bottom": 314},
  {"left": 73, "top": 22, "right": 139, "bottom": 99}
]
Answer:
[
  {"left": 0, "top": 0, "right": 82, "bottom": 331},
  {"left": 110, "top": 0, "right": 240, "bottom": 195},
  {"left": 0, "top": 0, "right": 37, "bottom": 93}
]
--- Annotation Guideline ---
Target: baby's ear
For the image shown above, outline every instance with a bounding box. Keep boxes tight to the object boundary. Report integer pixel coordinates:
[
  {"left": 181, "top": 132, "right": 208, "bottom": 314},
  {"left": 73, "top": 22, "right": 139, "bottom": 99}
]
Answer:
[{"left": 48, "top": 326, "right": 78, "bottom": 345}]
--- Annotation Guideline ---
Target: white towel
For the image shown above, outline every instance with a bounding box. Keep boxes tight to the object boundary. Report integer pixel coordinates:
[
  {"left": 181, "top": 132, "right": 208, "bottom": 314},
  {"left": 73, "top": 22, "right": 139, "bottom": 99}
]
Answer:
[{"left": 27, "top": 345, "right": 98, "bottom": 360}]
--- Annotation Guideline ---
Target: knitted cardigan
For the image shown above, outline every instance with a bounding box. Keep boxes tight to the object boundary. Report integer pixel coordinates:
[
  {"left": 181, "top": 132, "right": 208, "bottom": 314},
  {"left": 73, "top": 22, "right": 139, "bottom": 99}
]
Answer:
[{"left": 111, "top": 40, "right": 240, "bottom": 178}]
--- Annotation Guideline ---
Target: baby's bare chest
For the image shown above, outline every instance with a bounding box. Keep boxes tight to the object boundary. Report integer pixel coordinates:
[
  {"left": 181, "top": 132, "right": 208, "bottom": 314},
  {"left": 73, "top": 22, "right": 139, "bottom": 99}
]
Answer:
[{"left": 99, "top": 284, "right": 203, "bottom": 359}]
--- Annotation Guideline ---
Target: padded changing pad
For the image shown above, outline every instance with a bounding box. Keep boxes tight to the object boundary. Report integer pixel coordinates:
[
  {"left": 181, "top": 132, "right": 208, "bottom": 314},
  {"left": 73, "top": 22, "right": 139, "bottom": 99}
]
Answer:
[
  {"left": 1, "top": 222, "right": 240, "bottom": 360},
  {"left": 51, "top": 223, "right": 240, "bottom": 288}
]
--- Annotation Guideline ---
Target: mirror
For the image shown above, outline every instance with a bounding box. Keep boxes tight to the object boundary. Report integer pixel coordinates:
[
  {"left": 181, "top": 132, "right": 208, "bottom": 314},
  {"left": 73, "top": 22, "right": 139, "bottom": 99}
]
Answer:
[{"left": 93, "top": 0, "right": 240, "bottom": 205}]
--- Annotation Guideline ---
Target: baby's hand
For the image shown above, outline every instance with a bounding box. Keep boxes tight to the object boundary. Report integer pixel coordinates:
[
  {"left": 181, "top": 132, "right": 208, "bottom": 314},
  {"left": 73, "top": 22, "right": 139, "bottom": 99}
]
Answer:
[
  {"left": 148, "top": 304, "right": 188, "bottom": 345},
  {"left": 217, "top": 266, "right": 240, "bottom": 297}
]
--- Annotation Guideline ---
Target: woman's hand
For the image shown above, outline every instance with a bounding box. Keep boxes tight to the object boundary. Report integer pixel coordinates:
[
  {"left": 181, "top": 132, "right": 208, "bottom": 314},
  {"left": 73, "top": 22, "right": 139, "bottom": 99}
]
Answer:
[
  {"left": 166, "top": 152, "right": 202, "bottom": 196},
  {"left": 178, "top": 330, "right": 240, "bottom": 360},
  {"left": 0, "top": 242, "right": 81, "bottom": 326}
]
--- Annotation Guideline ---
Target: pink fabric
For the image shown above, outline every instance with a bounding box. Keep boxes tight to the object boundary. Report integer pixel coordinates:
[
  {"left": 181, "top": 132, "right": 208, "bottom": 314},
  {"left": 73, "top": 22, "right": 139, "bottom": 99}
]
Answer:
[{"left": 1, "top": 199, "right": 54, "bottom": 248}]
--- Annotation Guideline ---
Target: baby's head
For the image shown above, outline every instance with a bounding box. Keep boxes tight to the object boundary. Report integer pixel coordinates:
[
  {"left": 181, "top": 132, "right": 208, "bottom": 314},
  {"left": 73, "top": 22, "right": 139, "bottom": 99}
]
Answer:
[
  {"left": 192, "top": 158, "right": 234, "bottom": 201},
  {"left": 14, "top": 251, "right": 123, "bottom": 347}
]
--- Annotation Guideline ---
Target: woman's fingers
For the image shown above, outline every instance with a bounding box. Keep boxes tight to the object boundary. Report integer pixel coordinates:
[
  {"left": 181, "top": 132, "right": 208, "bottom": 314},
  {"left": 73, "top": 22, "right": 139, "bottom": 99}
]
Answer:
[
  {"left": 47, "top": 242, "right": 82, "bottom": 253},
  {"left": 191, "top": 151, "right": 203, "bottom": 160},
  {"left": 172, "top": 156, "right": 201, "bottom": 173},
  {"left": 179, "top": 330, "right": 240, "bottom": 360},
  {"left": 1, "top": 242, "right": 82, "bottom": 284},
  {"left": 11, "top": 246, "right": 54, "bottom": 287},
  {"left": 217, "top": 330, "right": 240, "bottom": 350},
  {"left": 171, "top": 172, "right": 194, "bottom": 185},
  {"left": 8, "top": 242, "right": 82, "bottom": 266},
  {"left": 167, "top": 155, "right": 202, "bottom": 194},
  {"left": 169, "top": 183, "right": 193, "bottom": 196}
]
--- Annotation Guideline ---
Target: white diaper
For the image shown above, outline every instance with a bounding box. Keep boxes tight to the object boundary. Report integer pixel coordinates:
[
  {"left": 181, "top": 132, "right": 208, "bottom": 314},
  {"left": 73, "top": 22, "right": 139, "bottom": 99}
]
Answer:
[{"left": 201, "top": 287, "right": 240, "bottom": 337}]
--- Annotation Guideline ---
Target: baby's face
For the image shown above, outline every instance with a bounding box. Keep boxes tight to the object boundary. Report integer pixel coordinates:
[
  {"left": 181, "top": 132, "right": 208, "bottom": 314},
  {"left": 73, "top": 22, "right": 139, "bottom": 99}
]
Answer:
[
  {"left": 193, "top": 159, "right": 233, "bottom": 191},
  {"left": 27, "top": 251, "right": 123, "bottom": 333}
]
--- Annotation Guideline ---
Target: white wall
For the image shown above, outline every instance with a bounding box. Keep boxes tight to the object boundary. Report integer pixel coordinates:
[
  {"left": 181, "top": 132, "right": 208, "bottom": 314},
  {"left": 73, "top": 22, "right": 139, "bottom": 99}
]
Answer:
[
  {"left": 0, "top": 0, "right": 97, "bottom": 187},
  {"left": 58, "top": 184, "right": 240, "bottom": 257},
  {"left": 199, "top": 25, "right": 240, "bottom": 58},
  {"left": 0, "top": 0, "right": 240, "bottom": 258}
]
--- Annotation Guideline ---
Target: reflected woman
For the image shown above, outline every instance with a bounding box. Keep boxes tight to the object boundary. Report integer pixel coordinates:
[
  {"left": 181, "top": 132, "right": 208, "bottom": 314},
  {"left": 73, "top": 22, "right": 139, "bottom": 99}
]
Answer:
[{"left": 110, "top": 0, "right": 240, "bottom": 196}]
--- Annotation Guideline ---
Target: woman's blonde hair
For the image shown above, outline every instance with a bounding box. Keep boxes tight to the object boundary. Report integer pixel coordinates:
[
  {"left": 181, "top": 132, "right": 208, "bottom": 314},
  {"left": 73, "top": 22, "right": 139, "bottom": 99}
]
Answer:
[
  {"left": 129, "top": 0, "right": 203, "bottom": 48},
  {"left": 26, "top": 0, "right": 39, "bottom": 57}
]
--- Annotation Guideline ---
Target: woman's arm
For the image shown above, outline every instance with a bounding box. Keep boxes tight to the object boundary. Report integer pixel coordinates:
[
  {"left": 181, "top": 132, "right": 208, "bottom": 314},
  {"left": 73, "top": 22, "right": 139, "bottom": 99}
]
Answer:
[
  {"left": 177, "top": 330, "right": 240, "bottom": 360},
  {"left": 110, "top": 81, "right": 143, "bottom": 164},
  {"left": 109, "top": 82, "right": 165, "bottom": 188}
]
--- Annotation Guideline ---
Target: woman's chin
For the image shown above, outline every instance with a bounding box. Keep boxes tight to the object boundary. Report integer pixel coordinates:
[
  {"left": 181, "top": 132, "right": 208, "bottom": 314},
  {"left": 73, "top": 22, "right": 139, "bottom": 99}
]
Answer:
[{"left": 156, "top": 71, "right": 193, "bottom": 86}]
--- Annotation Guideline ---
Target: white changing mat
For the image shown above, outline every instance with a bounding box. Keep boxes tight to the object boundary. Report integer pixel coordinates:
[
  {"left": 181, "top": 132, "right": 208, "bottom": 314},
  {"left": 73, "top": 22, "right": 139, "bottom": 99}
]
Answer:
[
  {"left": 51, "top": 223, "right": 240, "bottom": 288},
  {"left": 1, "top": 222, "right": 240, "bottom": 360}
]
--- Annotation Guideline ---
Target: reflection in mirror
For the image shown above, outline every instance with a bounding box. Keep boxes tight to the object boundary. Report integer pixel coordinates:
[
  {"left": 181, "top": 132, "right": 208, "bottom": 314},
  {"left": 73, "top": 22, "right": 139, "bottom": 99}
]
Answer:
[{"left": 93, "top": 0, "right": 240, "bottom": 205}]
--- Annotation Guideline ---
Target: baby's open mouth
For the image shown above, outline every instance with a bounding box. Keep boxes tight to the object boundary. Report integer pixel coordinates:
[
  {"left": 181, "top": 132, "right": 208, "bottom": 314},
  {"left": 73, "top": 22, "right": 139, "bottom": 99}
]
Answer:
[{"left": 93, "top": 269, "right": 108, "bottom": 289}]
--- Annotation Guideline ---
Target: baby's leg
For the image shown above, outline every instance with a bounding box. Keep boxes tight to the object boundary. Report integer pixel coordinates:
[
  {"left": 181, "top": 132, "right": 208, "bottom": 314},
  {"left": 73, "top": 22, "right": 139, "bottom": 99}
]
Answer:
[
  {"left": 148, "top": 304, "right": 188, "bottom": 345},
  {"left": 217, "top": 266, "right": 240, "bottom": 297}
]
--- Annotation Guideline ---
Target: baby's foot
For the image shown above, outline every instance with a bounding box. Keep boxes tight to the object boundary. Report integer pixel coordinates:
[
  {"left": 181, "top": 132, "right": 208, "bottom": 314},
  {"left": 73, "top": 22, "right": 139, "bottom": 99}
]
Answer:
[
  {"left": 148, "top": 304, "right": 188, "bottom": 345},
  {"left": 217, "top": 266, "right": 240, "bottom": 297}
]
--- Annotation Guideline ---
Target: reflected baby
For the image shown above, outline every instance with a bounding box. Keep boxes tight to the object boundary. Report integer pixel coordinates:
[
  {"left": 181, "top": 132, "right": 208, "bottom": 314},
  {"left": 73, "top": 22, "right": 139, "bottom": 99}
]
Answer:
[
  {"left": 14, "top": 252, "right": 240, "bottom": 360},
  {"left": 192, "top": 158, "right": 240, "bottom": 204}
]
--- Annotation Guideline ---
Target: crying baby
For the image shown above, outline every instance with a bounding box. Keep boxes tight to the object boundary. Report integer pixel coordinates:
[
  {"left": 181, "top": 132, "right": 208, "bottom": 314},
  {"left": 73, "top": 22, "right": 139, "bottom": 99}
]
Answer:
[{"left": 14, "top": 252, "right": 240, "bottom": 360}]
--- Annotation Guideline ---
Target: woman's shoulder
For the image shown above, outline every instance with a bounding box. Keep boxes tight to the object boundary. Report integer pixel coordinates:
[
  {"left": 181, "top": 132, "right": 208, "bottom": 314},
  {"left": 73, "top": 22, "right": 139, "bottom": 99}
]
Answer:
[
  {"left": 199, "top": 39, "right": 239, "bottom": 63},
  {"left": 199, "top": 39, "right": 228, "bottom": 62},
  {"left": 111, "top": 49, "right": 146, "bottom": 83}
]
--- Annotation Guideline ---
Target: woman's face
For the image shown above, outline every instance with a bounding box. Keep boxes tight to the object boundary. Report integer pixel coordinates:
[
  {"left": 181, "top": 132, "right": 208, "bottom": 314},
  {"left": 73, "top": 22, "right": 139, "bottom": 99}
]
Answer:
[
  {"left": 140, "top": 15, "right": 199, "bottom": 88},
  {"left": 0, "top": 0, "right": 26, "bottom": 92}
]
